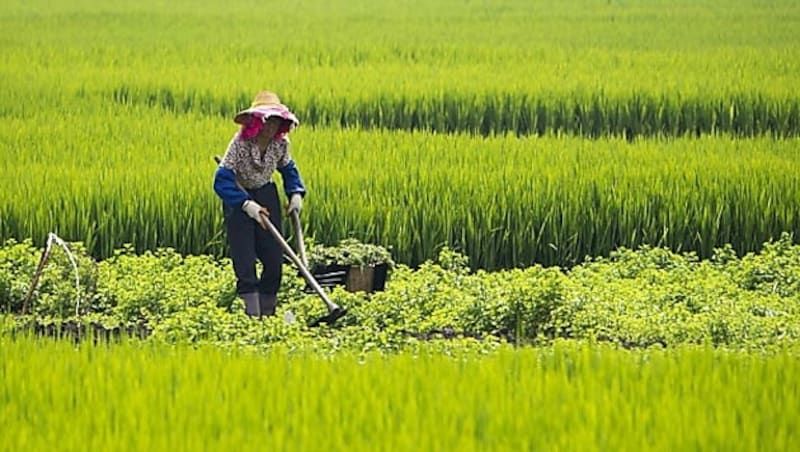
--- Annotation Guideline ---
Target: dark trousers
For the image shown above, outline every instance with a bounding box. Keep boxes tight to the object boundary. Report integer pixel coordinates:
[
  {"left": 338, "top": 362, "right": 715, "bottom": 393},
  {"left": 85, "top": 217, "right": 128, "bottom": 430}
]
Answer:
[{"left": 223, "top": 182, "right": 283, "bottom": 295}]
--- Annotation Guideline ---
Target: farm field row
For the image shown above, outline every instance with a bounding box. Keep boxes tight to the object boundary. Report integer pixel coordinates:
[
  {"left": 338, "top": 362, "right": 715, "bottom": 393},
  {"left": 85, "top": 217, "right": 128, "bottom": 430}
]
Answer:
[
  {"left": 2, "top": 107, "right": 798, "bottom": 268},
  {"left": 2, "top": 0, "right": 799, "bottom": 137},
  {"left": 3, "top": 234, "right": 798, "bottom": 351},
  {"left": 3, "top": 1, "right": 798, "bottom": 94},
  {"left": 1, "top": 336, "right": 797, "bottom": 451}
]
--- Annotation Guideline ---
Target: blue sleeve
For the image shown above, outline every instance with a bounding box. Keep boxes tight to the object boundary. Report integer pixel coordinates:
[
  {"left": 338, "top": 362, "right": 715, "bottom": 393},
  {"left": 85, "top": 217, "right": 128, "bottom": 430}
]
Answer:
[
  {"left": 213, "top": 166, "right": 250, "bottom": 208},
  {"left": 277, "top": 160, "right": 307, "bottom": 198}
]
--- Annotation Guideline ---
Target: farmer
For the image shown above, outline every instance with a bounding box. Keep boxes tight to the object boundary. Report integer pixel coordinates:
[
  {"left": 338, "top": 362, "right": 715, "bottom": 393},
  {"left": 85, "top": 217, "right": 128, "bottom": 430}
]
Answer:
[{"left": 213, "top": 91, "right": 306, "bottom": 318}]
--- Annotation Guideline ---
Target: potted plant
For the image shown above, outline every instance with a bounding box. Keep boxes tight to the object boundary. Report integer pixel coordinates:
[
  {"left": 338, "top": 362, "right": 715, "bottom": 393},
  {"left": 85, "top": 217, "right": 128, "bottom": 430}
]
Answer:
[{"left": 307, "top": 238, "right": 394, "bottom": 293}]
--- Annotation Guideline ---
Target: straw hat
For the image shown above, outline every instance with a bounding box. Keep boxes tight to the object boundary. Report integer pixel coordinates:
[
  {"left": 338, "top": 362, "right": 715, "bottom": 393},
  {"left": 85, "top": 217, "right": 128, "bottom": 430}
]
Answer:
[{"left": 233, "top": 91, "right": 300, "bottom": 128}]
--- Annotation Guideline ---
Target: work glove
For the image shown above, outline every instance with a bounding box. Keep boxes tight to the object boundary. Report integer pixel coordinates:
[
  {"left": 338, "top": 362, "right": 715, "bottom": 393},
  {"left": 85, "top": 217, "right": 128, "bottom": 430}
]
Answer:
[
  {"left": 242, "top": 200, "right": 269, "bottom": 230},
  {"left": 287, "top": 193, "right": 303, "bottom": 215}
]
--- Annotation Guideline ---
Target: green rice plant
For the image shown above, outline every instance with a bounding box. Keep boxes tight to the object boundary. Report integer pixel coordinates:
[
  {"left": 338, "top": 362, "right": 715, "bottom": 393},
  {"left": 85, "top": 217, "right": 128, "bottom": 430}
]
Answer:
[
  {"left": 0, "top": 337, "right": 797, "bottom": 451},
  {"left": 1, "top": 0, "right": 799, "bottom": 137},
  {"left": 2, "top": 0, "right": 800, "bottom": 268},
  {"left": 1, "top": 106, "right": 798, "bottom": 268}
]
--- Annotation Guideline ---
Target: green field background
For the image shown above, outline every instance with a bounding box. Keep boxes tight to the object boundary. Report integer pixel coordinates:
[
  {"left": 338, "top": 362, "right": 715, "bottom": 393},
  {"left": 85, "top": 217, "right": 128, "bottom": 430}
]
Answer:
[
  {"left": 2, "top": 0, "right": 799, "bottom": 268},
  {"left": 2, "top": 4, "right": 799, "bottom": 449}
]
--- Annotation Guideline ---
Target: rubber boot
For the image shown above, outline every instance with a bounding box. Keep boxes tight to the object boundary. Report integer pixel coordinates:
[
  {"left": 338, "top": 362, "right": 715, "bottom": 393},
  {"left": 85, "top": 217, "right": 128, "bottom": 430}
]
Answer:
[
  {"left": 259, "top": 293, "right": 277, "bottom": 317},
  {"left": 240, "top": 292, "right": 261, "bottom": 318}
]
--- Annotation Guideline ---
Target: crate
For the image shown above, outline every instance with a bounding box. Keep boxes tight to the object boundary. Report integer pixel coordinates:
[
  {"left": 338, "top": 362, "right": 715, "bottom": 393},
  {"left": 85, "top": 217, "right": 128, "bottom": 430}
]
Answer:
[{"left": 303, "top": 263, "right": 390, "bottom": 294}]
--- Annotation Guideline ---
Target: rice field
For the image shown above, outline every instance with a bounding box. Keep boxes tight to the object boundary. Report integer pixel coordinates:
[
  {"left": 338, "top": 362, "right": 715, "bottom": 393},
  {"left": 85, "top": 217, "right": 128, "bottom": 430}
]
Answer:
[
  {"left": 2, "top": 121, "right": 798, "bottom": 268},
  {"left": 2, "top": 1, "right": 799, "bottom": 450},
  {"left": 1, "top": 336, "right": 797, "bottom": 452},
  {"left": 2, "top": 0, "right": 800, "bottom": 268}
]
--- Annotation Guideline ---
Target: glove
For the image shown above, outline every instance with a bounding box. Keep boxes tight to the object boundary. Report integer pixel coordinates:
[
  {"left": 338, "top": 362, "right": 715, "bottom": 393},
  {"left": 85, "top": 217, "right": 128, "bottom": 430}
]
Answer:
[
  {"left": 287, "top": 193, "right": 303, "bottom": 215},
  {"left": 242, "top": 200, "right": 269, "bottom": 229}
]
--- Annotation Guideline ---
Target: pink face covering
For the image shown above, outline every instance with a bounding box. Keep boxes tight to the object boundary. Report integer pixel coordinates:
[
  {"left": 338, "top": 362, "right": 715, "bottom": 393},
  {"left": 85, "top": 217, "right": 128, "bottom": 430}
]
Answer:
[
  {"left": 239, "top": 112, "right": 266, "bottom": 140},
  {"left": 239, "top": 113, "right": 292, "bottom": 141}
]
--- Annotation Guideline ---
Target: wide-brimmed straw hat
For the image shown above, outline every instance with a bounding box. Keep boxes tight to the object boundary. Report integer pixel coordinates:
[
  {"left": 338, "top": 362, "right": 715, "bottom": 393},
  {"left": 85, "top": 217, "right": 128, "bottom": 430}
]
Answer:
[{"left": 233, "top": 91, "right": 300, "bottom": 128}]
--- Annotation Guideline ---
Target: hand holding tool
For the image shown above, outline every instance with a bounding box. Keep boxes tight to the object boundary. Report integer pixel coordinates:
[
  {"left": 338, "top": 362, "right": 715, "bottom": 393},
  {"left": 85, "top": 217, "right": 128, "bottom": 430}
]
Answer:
[
  {"left": 287, "top": 193, "right": 303, "bottom": 215},
  {"left": 242, "top": 200, "right": 270, "bottom": 229}
]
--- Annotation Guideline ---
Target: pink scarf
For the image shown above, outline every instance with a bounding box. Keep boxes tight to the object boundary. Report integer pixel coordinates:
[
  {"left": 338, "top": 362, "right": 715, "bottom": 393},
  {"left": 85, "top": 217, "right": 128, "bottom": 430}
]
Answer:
[{"left": 239, "top": 112, "right": 291, "bottom": 141}]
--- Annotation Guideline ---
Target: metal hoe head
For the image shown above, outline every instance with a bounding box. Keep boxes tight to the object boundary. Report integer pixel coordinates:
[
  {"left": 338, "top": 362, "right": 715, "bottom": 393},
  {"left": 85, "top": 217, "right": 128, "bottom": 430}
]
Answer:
[{"left": 307, "top": 305, "right": 347, "bottom": 327}]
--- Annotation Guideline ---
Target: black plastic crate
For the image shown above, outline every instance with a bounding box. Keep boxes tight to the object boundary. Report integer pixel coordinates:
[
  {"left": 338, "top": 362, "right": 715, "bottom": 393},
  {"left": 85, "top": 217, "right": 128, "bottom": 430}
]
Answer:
[{"left": 300, "top": 263, "right": 390, "bottom": 293}]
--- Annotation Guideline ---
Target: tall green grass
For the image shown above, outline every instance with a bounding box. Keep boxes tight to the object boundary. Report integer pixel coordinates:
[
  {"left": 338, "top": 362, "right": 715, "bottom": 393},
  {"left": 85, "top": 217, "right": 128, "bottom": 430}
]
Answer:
[
  {"left": 1, "top": 336, "right": 797, "bottom": 451},
  {"left": 2, "top": 0, "right": 799, "bottom": 137},
  {"left": 1, "top": 106, "right": 798, "bottom": 268},
  {"left": 110, "top": 88, "right": 800, "bottom": 138},
  {"left": 2, "top": 0, "right": 799, "bottom": 268}
]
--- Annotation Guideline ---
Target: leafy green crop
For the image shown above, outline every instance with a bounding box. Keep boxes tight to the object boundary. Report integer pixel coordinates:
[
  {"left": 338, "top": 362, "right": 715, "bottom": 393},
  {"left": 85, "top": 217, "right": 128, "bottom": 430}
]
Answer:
[{"left": 2, "top": 234, "right": 798, "bottom": 352}]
